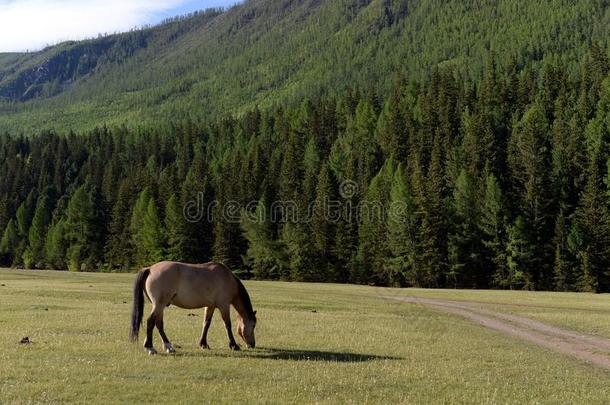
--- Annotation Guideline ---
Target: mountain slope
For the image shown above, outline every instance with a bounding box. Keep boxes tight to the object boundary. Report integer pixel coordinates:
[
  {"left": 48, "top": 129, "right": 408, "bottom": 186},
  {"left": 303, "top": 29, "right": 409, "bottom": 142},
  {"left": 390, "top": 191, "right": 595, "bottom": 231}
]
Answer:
[{"left": 0, "top": 0, "right": 609, "bottom": 133}]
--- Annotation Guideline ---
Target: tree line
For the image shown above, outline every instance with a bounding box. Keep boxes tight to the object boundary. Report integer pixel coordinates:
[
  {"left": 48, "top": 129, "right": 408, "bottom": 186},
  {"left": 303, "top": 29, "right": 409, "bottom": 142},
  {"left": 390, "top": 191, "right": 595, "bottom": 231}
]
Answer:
[{"left": 1, "top": 46, "right": 609, "bottom": 291}]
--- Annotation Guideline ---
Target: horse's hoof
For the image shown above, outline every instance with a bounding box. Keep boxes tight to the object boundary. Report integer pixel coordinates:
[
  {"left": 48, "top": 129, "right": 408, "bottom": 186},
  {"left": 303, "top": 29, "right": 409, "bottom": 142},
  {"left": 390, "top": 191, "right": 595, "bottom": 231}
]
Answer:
[
  {"left": 230, "top": 344, "right": 241, "bottom": 351},
  {"left": 145, "top": 347, "right": 157, "bottom": 355},
  {"left": 200, "top": 344, "right": 210, "bottom": 350},
  {"left": 164, "top": 343, "right": 176, "bottom": 354}
]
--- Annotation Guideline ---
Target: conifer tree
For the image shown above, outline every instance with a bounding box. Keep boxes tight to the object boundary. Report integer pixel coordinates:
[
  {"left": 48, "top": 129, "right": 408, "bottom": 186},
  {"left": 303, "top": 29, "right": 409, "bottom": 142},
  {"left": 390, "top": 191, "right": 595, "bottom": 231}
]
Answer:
[
  {"left": 13, "top": 191, "right": 37, "bottom": 266},
  {"left": 105, "top": 180, "right": 134, "bottom": 271},
  {"left": 130, "top": 188, "right": 152, "bottom": 267},
  {"left": 358, "top": 161, "right": 392, "bottom": 285},
  {"left": 45, "top": 219, "right": 67, "bottom": 270},
  {"left": 24, "top": 195, "right": 52, "bottom": 268},
  {"left": 376, "top": 82, "right": 410, "bottom": 161},
  {"left": 508, "top": 102, "right": 554, "bottom": 288},
  {"left": 310, "top": 162, "right": 335, "bottom": 279},
  {"left": 448, "top": 170, "right": 483, "bottom": 287},
  {"left": 505, "top": 217, "right": 530, "bottom": 289},
  {"left": 416, "top": 137, "right": 446, "bottom": 287},
  {"left": 479, "top": 172, "right": 507, "bottom": 287},
  {"left": 141, "top": 199, "right": 166, "bottom": 264},
  {"left": 165, "top": 194, "right": 190, "bottom": 262},
  {"left": 570, "top": 151, "right": 610, "bottom": 292},
  {"left": 64, "top": 185, "right": 100, "bottom": 271},
  {"left": 385, "top": 164, "right": 417, "bottom": 286},
  {"left": 552, "top": 211, "right": 573, "bottom": 291},
  {"left": 241, "top": 199, "right": 286, "bottom": 279},
  {"left": 0, "top": 219, "right": 18, "bottom": 266}
]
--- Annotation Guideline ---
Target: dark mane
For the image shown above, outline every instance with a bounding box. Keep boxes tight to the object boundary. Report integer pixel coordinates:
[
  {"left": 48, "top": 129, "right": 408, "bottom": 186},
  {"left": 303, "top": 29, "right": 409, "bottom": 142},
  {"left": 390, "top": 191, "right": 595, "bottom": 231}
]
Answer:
[{"left": 234, "top": 275, "right": 256, "bottom": 322}]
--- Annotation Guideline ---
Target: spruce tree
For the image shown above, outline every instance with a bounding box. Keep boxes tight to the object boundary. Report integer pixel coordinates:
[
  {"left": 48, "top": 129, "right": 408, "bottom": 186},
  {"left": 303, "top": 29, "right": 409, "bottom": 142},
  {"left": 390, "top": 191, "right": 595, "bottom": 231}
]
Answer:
[
  {"left": 358, "top": 161, "right": 392, "bottom": 285},
  {"left": 0, "top": 219, "right": 18, "bottom": 266},
  {"left": 130, "top": 188, "right": 152, "bottom": 267},
  {"left": 310, "top": 162, "right": 335, "bottom": 279},
  {"left": 64, "top": 185, "right": 100, "bottom": 272},
  {"left": 479, "top": 172, "right": 507, "bottom": 287},
  {"left": 241, "top": 199, "right": 286, "bottom": 279},
  {"left": 45, "top": 219, "right": 67, "bottom": 270},
  {"left": 552, "top": 211, "right": 573, "bottom": 291},
  {"left": 13, "top": 191, "right": 37, "bottom": 266},
  {"left": 141, "top": 199, "right": 166, "bottom": 265},
  {"left": 448, "top": 170, "right": 484, "bottom": 287},
  {"left": 505, "top": 217, "right": 530, "bottom": 289},
  {"left": 105, "top": 180, "right": 134, "bottom": 271},
  {"left": 570, "top": 152, "right": 610, "bottom": 292},
  {"left": 508, "top": 102, "right": 554, "bottom": 288},
  {"left": 165, "top": 194, "right": 190, "bottom": 262},
  {"left": 385, "top": 164, "right": 417, "bottom": 286},
  {"left": 24, "top": 195, "right": 52, "bottom": 268}
]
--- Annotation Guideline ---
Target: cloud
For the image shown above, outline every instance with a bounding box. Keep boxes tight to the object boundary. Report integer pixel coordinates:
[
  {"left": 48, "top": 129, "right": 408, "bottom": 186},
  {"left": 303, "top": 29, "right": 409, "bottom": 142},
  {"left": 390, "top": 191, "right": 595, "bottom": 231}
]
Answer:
[{"left": 0, "top": 0, "right": 191, "bottom": 52}]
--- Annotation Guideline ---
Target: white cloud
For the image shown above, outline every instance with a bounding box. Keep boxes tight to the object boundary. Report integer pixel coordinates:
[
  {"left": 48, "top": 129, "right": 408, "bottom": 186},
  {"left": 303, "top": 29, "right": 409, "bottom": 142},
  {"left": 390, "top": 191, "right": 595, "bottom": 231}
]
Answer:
[{"left": 0, "top": 0, "right": 191, "bottom": 52}]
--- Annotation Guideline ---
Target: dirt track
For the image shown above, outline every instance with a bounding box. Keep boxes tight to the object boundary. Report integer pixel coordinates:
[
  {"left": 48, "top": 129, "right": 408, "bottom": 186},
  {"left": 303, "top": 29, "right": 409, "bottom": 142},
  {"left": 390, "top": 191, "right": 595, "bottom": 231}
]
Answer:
[{"left": 386, "top": 296, "right": 610, "bottom": 370}]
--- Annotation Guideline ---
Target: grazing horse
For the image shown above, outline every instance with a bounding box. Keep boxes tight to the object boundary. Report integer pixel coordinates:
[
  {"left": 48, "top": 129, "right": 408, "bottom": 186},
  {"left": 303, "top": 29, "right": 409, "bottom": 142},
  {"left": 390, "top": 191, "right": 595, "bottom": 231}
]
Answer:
[{"left": 129, "top": 261, "right": 257, "bottom": 355}]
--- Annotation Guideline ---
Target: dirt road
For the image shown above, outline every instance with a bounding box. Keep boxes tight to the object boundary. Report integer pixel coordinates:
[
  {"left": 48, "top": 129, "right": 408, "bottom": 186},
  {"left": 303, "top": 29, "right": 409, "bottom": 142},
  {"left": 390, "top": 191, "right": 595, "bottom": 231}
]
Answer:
[{"left": 386, "top": 295, "right": 610, "bottom": 370}]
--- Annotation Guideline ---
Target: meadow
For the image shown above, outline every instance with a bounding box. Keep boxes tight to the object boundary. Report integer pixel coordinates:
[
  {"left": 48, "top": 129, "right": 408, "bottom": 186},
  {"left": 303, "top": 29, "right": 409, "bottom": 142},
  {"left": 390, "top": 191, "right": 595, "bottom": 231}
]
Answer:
[{"left": 1, "top": 268, "right": 610, "bottom": 404}]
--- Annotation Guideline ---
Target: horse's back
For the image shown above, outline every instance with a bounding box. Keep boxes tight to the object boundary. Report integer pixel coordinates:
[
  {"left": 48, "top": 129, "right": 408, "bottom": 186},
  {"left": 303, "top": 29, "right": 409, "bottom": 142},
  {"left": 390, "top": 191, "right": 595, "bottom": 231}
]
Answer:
[{"left": 146, "top": 261, "right": 237, "bottom": 309}]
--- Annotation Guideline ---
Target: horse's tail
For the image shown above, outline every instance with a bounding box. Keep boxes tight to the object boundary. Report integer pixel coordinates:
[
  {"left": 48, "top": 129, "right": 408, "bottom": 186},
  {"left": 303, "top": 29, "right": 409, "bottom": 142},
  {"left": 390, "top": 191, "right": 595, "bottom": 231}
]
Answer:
[{"left": 130, "top": 267, "right": 150, "bottom": 342}]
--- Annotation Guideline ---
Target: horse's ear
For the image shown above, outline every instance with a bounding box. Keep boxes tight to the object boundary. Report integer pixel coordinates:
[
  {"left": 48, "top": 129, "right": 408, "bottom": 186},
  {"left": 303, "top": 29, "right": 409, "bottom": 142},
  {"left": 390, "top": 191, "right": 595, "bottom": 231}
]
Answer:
[{"left": 254, "top": 310, "right": 257, "bottom": 315}]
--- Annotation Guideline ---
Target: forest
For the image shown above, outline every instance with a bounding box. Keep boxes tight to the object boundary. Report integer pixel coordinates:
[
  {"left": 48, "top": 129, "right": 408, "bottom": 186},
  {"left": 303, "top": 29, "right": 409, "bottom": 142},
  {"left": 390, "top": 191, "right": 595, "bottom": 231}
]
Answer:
[
  {"left": 0, "top": 0, "right": 608, "bottom": 133},
  {"left": 1, "top": 45, "right": 610, "bottom": 292}
]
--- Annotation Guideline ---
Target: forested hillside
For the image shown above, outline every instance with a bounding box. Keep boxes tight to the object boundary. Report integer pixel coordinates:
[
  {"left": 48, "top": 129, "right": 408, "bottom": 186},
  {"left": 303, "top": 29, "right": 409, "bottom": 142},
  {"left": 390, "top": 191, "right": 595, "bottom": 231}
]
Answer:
[
  {"left": 0, "top": 0, "right": 609, "bottom": 133},
  {"left": 1, "top": 44, "right": 610, "bottom": 291}
]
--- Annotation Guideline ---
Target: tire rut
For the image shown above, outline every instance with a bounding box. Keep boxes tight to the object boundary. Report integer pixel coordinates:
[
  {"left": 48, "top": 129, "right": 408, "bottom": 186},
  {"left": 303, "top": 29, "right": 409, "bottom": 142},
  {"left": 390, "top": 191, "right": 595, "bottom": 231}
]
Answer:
[{"left": 385, "top": 295, "right": 610, "bottom": 370}]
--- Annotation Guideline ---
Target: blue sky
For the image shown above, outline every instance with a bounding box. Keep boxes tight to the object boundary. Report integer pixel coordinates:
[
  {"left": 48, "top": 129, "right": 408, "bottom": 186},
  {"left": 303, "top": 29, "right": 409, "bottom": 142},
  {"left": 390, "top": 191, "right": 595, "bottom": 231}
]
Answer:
[{"left": 0, "top": 0, "right": 240, "bottom": 52}]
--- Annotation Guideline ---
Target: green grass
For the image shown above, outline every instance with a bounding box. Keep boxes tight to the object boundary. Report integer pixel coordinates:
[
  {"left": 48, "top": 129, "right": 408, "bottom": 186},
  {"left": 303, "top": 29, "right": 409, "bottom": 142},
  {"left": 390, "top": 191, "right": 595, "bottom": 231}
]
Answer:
[
  {"left": 382, "top": 288, "right": 610, "bottom": 340},
  {"left": 1, "top": 269, "right": 609, "bottom": 404}
]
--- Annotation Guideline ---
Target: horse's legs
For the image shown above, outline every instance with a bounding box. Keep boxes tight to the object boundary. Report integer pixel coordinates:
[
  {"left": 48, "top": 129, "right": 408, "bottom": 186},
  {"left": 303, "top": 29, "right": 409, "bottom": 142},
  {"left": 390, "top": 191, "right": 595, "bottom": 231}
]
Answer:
[
  {"left": 155, "top": 310, "right": 175, "bottom": 354},
  {"left": 219, "top": 305, "right": 240, "bottom": 351},
  {"left": 143, "top": 306, "right": 158, "bottom": 355},
  {"left": 199, "top": 306, "right": 215, "bottom": 349}
]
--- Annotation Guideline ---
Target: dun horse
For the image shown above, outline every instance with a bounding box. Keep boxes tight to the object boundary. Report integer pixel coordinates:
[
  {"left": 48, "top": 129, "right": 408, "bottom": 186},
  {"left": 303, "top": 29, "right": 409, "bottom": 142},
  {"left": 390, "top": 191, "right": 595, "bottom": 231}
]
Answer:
[{"left": 129, "top": 261, "right": 257, "bottom": 354}]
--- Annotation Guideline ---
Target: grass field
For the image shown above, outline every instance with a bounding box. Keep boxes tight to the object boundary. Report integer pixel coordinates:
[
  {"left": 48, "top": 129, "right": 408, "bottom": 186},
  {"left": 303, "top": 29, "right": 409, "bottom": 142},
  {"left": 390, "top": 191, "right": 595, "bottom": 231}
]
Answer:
[{"left": 1, "top": 269, "right": 610, "bottom": 404}]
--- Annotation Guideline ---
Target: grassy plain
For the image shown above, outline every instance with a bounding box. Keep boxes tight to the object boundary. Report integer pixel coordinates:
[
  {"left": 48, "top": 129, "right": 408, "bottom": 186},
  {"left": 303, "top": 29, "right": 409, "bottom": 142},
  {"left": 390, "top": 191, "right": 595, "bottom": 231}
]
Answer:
[{"left": 1, "top": 269, "right": 609, "bottom": 404}]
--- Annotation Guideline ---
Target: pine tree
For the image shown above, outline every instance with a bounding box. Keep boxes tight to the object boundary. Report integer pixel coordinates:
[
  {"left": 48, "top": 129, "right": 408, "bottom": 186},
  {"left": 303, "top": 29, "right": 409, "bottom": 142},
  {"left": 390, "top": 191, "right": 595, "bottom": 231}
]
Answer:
[
  {"left": 0, "top": 219, "right": 18, "bottom": 266},
  {"left": 45, "top": 219, "right": 67, "bottom": 270},
  {"left": 64, "top": 185, "right": 100, "bottom": 272},
  {"left": 241, "top": 199, "right": 286, "bottom": 279},
  {"left": 13, "top": 191, "right": 37, "bottom": 266},
  {"left": 165, "top": 194, "right": 190, "bottom": 262},
  {"left": 416, "top": 137, "right": 446, "bottom": 287},
  {"left": 310, "top": 162, "right": 335, "bottom": 280},
  {"left": 552, "top": 210, "right": 573, "bottom": 291},
  {"left": 570, "top": 151, "right": 610, "bottom": 292},
  {"left": 479, "top": 172, "right": 507, "bottom": 287},
  {"left": 505, "top": 217, "right": 530, "bottom": 289},
  {"left": 358, "top": 161, "right": 392, "bottom": 285},
  {"left": 105, "top": 180, "right": 134, "bottom": 271},
  {"left": 130, "top": 188, "right": 152, "bottom": 267},
  {"left": 508, "top": 102, "right": 554, "bottom": 288},
  {"left": 385, "top": 164, "right": 417, "bottom": 286},
  {"left": 448, "top": 170, "right": 484, "bottom": 287},
  {"left": 24, "top": 195, "right": 52, "bottom": 268},
  {"left": 141, "top": 199, "right": 166, "bottom": 265},
  {"left": 376, "top": 82, "right": 410, "bottom": 162}
]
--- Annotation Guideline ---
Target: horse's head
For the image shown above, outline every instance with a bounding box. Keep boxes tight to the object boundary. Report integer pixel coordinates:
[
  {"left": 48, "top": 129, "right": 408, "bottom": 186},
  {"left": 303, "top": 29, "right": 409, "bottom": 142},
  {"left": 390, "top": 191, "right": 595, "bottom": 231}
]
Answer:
[{"left": 237, "top": 310, "right": 257, "bottom": 349}]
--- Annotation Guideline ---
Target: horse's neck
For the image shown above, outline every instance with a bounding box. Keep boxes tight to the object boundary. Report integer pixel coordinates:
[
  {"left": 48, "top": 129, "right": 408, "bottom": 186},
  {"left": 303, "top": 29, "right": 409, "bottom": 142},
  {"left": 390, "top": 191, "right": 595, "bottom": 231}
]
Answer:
[{"left": 232, "top": 294, "right": 251, "bottom": 322}]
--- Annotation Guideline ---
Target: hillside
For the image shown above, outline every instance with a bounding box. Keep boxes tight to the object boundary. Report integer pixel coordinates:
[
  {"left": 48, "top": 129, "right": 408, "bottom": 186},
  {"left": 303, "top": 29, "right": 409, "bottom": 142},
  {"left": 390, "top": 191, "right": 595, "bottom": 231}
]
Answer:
[{"left": 0, "top": 0, "right": 609, "bottom": 133}]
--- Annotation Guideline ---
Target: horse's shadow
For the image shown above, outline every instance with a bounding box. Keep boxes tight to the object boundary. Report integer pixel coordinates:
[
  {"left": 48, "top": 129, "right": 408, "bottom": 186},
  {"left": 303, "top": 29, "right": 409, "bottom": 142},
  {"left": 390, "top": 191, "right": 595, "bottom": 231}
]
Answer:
[{"left": 175, "top": 347, "right": 402, "bottom": 362}]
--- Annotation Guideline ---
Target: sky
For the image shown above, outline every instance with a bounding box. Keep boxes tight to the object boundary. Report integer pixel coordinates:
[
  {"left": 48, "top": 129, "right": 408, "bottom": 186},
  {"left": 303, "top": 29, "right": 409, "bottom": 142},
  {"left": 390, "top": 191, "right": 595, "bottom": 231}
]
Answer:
[{"left": 0, "top": 0, "right": 238, "bottom": 52}]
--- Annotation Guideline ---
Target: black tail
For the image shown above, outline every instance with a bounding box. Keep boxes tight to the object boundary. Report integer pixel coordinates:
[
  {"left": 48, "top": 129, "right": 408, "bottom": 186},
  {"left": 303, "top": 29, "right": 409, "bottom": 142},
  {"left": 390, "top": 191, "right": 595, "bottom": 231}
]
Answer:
[{"left": 130, "top": 267, "right": 150, "bottom": 342}]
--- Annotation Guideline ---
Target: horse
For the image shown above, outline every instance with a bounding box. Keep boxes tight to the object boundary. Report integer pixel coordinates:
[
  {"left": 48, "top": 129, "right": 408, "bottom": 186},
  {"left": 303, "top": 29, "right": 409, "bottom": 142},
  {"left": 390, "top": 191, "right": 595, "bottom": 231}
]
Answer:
[{"left": 129, "top": 261, "right": 257, "bottom": 355}]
